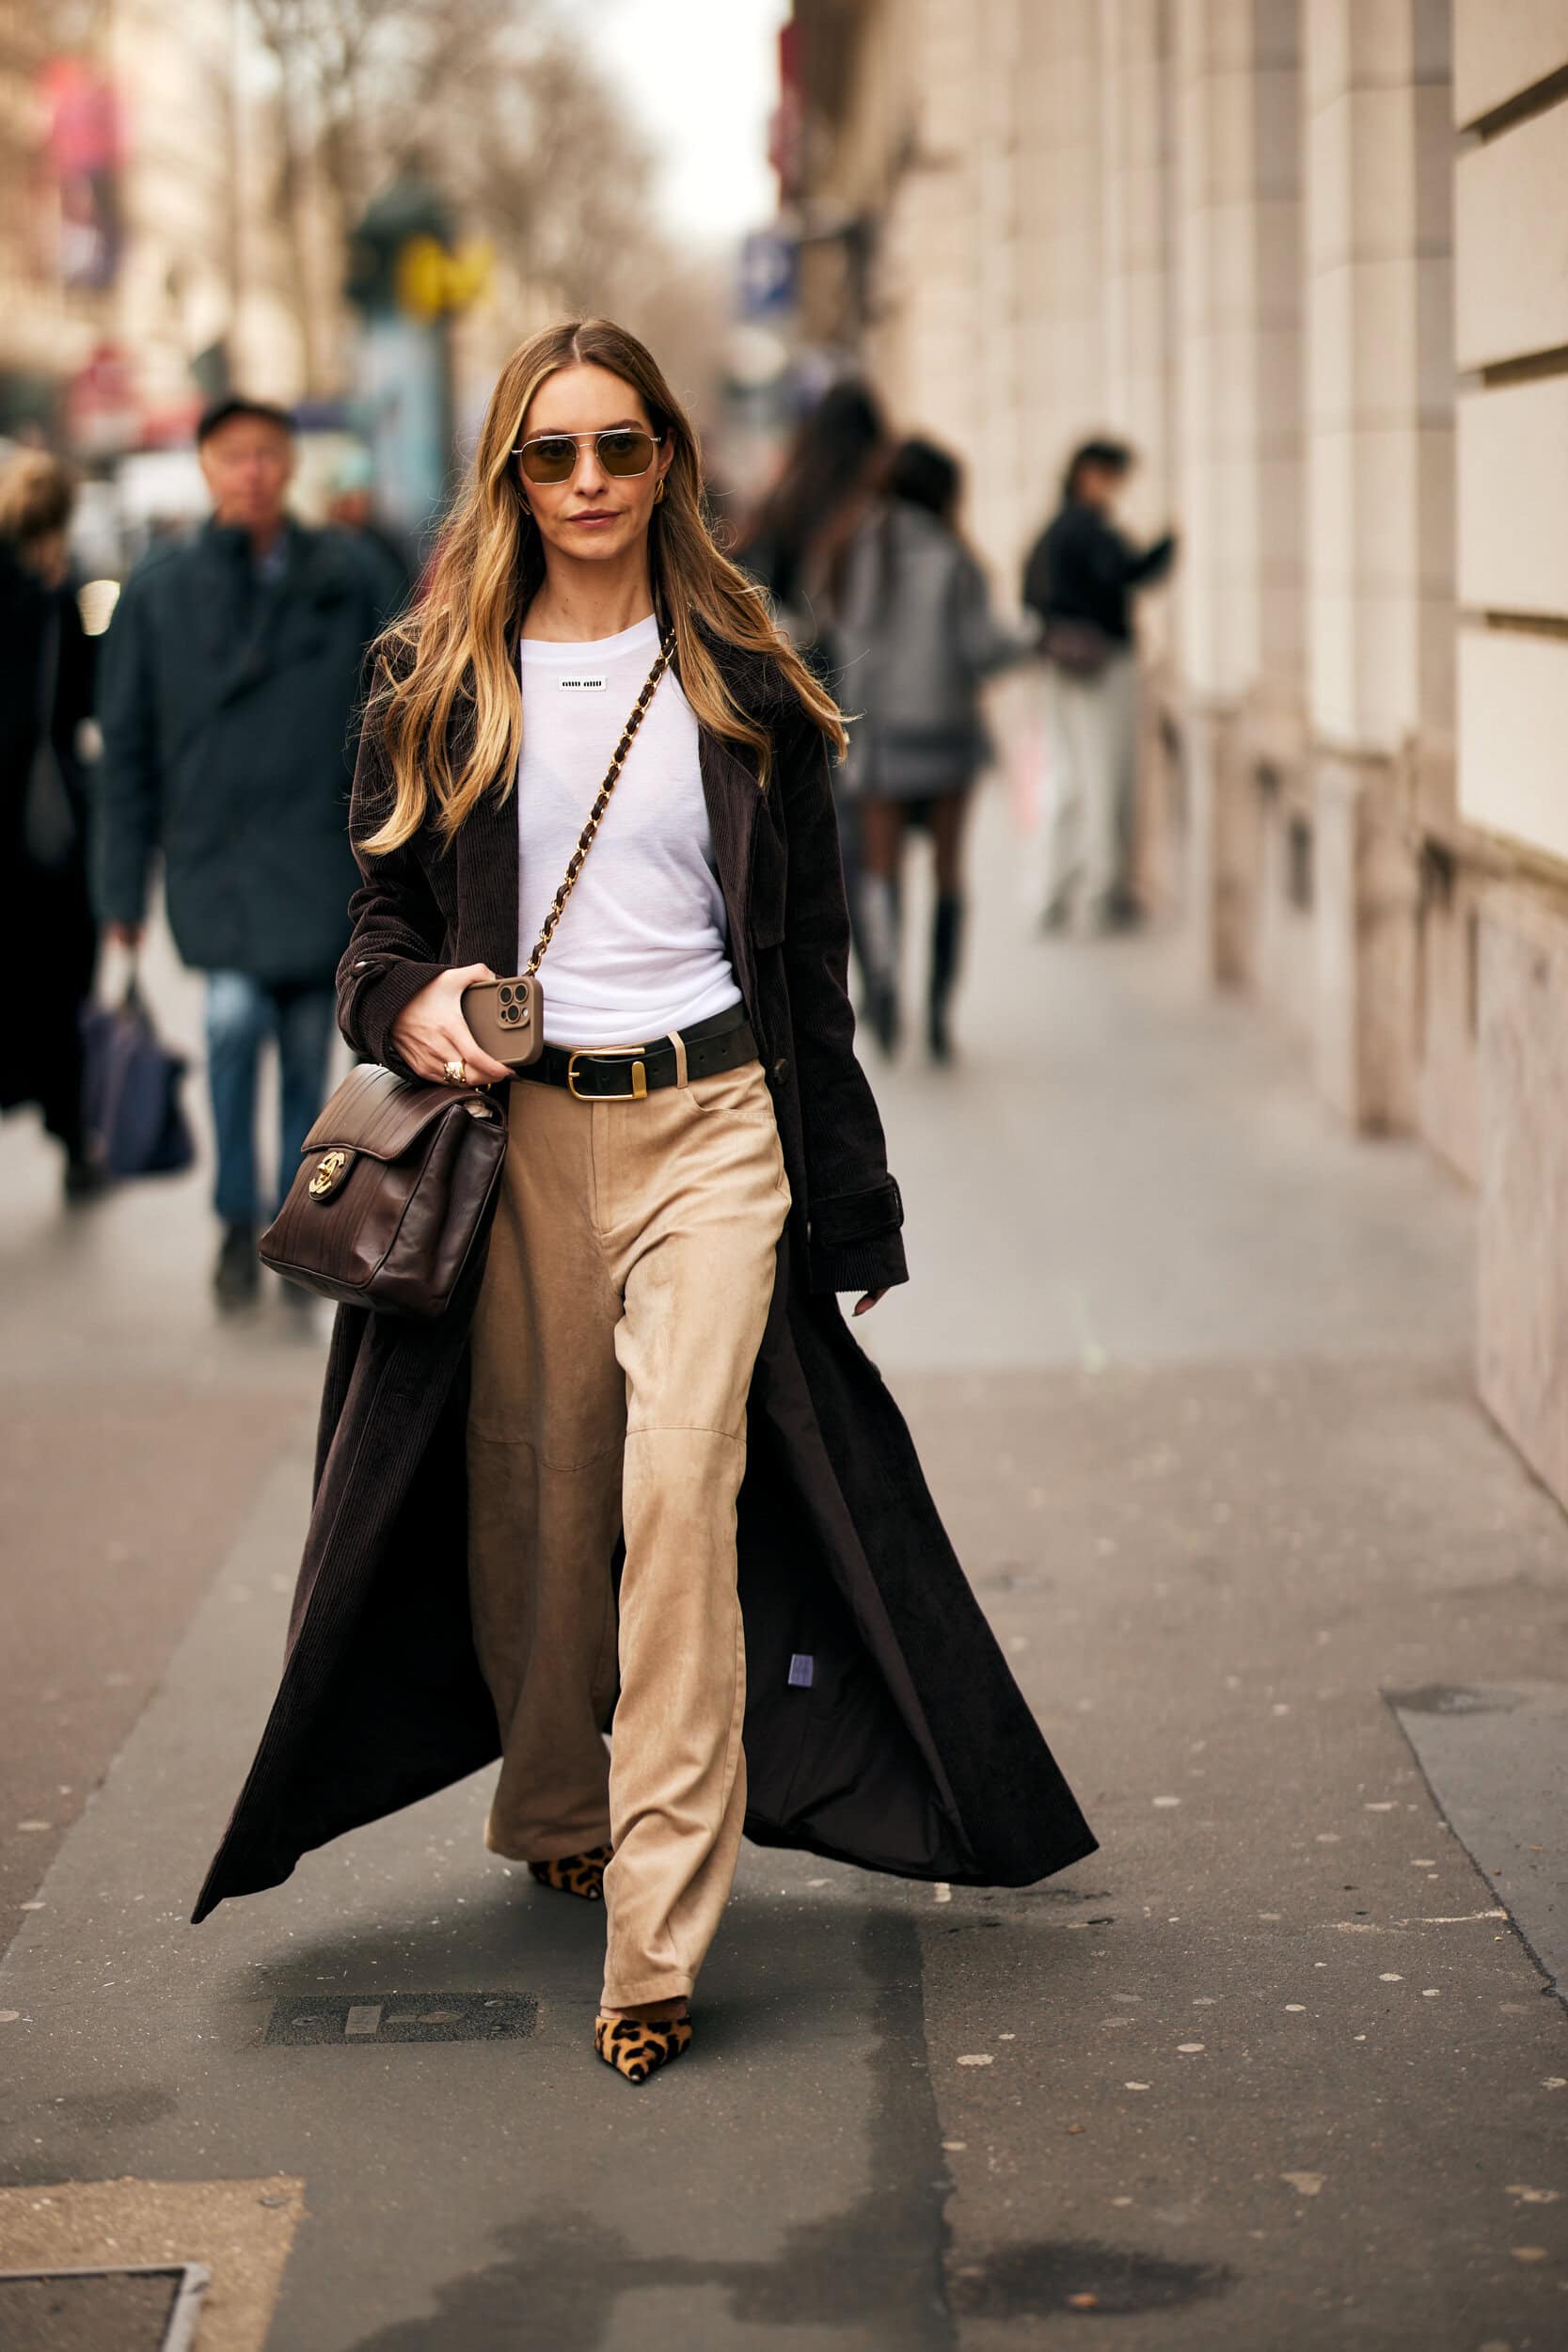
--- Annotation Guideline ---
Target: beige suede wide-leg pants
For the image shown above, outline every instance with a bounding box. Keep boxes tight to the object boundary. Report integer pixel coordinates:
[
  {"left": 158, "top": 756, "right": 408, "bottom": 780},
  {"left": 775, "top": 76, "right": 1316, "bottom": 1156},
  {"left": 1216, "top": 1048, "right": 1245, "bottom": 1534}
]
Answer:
[{"left": 467, "top": 1056, "right": 790, "bottom": 2010}]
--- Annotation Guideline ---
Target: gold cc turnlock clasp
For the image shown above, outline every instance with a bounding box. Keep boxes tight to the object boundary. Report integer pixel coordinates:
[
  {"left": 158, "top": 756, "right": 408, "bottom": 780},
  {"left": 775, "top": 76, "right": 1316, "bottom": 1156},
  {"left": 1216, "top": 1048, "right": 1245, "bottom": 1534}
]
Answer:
[{"left": 308, "top": 1148, "right": 351, "bottom": 1199}]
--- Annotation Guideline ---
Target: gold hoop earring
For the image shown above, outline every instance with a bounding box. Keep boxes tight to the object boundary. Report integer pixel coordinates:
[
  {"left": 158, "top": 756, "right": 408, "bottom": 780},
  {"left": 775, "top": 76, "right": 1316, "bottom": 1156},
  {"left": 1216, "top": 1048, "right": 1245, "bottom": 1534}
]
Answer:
[
  {"left": 654, "top": 479, "right": 666, "bottom": 505},
  {"left": 519, "top": 498, "right": 532, "bottom": 517}
]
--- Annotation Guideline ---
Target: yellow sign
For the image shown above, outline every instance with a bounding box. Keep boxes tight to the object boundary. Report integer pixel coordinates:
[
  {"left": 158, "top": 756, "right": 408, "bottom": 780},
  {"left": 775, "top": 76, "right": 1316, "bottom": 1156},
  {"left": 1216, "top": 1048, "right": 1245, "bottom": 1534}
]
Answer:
[{"left": 396, "top": 235, "right": 494, "bottom": 322}]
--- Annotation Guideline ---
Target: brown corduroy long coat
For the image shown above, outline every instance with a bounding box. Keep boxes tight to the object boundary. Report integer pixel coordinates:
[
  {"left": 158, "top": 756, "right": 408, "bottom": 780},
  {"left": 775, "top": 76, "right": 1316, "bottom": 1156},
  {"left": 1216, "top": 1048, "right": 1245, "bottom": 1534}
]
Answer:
[{"left": 192, "top": 639, "right": 1095, "bottom": 1922}]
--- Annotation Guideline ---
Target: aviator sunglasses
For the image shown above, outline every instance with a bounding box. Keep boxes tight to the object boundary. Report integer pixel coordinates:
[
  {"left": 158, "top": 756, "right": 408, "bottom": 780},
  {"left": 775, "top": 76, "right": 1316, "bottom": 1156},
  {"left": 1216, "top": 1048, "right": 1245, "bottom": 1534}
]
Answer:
[{"left": 515, "top": 427, "right": 664, "bottom": 485}]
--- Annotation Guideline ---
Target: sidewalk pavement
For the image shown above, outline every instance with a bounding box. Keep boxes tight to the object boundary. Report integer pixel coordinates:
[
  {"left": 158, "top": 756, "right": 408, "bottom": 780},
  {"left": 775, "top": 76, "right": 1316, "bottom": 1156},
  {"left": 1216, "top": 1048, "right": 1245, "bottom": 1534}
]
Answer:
[{"left": 1, "top": 783, "right": 1564, "bottom": 2350}]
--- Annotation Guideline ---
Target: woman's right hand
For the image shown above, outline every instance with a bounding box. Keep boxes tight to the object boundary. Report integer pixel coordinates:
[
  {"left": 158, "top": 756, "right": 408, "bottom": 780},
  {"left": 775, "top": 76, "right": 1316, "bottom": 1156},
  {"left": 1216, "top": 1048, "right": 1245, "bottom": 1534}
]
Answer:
[{"left": 388, "top": 963, "right": 515, "bottom": 1086}]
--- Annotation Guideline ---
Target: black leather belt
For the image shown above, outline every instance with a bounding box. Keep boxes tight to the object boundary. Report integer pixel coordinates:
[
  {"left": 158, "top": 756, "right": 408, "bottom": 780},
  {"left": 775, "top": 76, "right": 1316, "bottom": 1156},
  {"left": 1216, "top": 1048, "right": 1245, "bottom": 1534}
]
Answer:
[{"left": 515, "top": 1004, "right": 757, "bottom": 1102}]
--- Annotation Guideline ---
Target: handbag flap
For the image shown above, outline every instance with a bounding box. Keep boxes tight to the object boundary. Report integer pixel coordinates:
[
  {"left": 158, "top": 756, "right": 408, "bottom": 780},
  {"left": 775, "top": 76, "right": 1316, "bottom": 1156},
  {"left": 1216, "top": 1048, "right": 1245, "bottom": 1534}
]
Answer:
[{"left": 300, "top": 1063, "right": 495, "bottom": 1162}]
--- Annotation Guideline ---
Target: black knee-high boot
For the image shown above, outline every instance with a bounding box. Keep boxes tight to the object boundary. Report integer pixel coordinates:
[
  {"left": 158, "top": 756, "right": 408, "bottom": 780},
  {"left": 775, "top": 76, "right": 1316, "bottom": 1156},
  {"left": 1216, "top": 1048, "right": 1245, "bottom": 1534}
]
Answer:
[{"left": 928, "top": 893, "right": 964, "bottom": 1063}]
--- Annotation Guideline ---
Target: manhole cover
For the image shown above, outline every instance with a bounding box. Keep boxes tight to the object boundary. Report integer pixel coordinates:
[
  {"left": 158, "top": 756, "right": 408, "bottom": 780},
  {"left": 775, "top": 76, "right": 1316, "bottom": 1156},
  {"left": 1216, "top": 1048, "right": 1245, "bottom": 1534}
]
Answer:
[
  {"left": 0, "top": 2264, "right": 207, "bottom": 2351},
  {"left": 262, "top": 1991, "right": 538, "bottom": 2044}
]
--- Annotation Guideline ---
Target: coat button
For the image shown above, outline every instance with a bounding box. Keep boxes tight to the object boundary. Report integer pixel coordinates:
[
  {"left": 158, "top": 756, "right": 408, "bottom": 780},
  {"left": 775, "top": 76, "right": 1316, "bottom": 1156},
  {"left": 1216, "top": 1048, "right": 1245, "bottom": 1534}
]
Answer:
[{"left": 771, "top": 1057, "right": 789, "bottom": 1086}]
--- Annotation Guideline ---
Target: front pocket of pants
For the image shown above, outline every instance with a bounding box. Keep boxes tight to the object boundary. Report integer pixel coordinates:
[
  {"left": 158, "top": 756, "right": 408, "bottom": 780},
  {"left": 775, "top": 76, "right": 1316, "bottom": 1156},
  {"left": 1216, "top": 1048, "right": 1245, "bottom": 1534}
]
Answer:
[
  {"left": 684, "top": 1061, "right": 778, "bottom": 1127},
  {"left": 684, "top": 1064, "right": 791, "bottom": 1203}
]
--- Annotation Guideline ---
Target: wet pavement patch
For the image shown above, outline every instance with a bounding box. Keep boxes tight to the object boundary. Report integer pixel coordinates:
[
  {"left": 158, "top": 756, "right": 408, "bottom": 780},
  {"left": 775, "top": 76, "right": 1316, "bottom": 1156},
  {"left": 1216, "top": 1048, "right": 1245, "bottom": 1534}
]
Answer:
[
  {"left": 261, "top": 1992, "right": 537, "bottom": 2045},
  {"left": 0, "top": 2264, "right": 208, "bottom": 2350},
  {"left": 948, "top": 2238, "right": 1233, "bottom": 2319}
]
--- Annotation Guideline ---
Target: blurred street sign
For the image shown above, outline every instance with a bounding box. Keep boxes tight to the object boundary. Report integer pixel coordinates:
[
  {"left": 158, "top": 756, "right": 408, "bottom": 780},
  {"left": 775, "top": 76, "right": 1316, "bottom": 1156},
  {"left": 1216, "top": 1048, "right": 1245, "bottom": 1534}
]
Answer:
[
  {"left": 738, "top": 229, "right": 799, "bottom": 321},
  {"left": 39, "top": 57, "right": 121, "bottom": 291},
  {"left": 395, "top": 235, "right": 494, "bottom": 323},
  {"left": 346, "top": 179, "right": 454, "bottom": 315},
  {"left": 768, "top": 17, "right": 804, "bottom": 201}
]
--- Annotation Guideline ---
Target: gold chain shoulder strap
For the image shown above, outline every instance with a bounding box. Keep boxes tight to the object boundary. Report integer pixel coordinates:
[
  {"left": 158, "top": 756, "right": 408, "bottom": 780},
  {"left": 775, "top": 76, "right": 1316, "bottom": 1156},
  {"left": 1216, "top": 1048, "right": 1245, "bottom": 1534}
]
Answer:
[{"left": 523, "top": 630, "right": 675, "bottom": 978}]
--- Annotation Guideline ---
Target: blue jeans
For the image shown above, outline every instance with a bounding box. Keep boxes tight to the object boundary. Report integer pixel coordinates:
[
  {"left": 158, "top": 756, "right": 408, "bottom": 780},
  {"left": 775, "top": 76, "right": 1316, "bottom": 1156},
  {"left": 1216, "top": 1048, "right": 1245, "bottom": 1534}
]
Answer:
[{"left": 205, "top": 972, "right": 337, "bottom": 1228}]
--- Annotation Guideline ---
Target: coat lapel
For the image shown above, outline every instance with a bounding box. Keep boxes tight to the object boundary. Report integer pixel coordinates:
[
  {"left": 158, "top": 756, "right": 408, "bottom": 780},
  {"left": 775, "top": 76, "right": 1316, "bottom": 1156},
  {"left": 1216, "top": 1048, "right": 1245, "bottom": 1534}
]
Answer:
[{"left": 453, "top": 754, "right": 520, "bottom": 977}]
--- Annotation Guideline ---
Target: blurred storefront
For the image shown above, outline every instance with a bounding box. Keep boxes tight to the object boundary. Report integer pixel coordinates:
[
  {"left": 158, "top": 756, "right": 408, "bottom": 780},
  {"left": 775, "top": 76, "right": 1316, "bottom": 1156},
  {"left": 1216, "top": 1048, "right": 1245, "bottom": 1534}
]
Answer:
[
  {"left": 0, "top": 0, "right": 582, "bottom": 550},
  {"left": 783, "top": 0, "right": 1568, "bottom": 1514}
]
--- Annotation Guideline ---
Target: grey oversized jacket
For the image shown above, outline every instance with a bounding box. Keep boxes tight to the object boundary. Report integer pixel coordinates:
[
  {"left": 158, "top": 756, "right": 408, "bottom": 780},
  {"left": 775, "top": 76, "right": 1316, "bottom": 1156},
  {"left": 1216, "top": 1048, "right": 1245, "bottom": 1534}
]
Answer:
[
  {"left": 96, "top": 517, "right": 404, "bottom": 982},
  {"left": 835, "top": 499, "right": 1027, "bottom": 797}
]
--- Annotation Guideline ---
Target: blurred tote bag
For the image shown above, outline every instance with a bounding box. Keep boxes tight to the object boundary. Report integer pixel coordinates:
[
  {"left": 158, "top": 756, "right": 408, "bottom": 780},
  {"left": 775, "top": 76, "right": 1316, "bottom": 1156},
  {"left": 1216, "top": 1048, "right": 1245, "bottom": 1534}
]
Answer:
[{"left": 80, "top": 978, "right": 196, "bottom": 1179}]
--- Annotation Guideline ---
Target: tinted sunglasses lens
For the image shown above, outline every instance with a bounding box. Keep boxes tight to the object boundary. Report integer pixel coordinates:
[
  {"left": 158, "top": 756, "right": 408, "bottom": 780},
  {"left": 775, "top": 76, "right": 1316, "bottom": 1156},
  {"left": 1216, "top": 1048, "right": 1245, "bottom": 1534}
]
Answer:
[
  {"left": 520, "top": 437, "right": 576, "bottom": 484},
  {"left": 598, "top": 430, "right": 656, "bottom": 477}
]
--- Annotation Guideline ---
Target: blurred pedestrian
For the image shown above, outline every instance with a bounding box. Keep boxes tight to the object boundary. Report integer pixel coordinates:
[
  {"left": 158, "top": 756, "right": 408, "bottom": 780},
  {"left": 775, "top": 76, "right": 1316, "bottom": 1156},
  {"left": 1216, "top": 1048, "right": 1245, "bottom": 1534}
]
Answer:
[
  {"left": 193, "top": 318, "right": 1095, "bottom": 2082},
  {"left": 736, "top": 379, "right": 888, "bottom": 991},
  {"left": 1022, "top": 437, "right": 1176, "bottom": 932},
  {"left": 837, "top": 437, "right": 1026, "bottom": 1061},
  {"left": 0, "top": 451, "right": 103, "bottom": 1199},
  {"left": 325, "top": 446, "right": 413, "bottom": 603},
  {"left": 736, "top": 377, "right": 886, "bottom": 675},
  {"left": 96, "top": 396, "right": 405, "bottom": 1307}
]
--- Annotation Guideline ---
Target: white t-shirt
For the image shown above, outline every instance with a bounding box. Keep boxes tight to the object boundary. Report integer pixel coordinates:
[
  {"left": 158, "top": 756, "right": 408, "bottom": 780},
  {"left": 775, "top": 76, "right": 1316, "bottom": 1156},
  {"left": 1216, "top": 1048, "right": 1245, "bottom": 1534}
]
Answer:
[{"left": 515, "top": 614, "right": 743, "bottom": 1048}]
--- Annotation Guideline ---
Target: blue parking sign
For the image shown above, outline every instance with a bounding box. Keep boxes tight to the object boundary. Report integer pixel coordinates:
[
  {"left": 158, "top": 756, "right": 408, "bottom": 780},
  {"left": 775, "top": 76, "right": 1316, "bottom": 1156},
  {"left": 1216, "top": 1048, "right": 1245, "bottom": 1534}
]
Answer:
[{"left": 738, "top": 229, "right": 799, "bottom": 320}]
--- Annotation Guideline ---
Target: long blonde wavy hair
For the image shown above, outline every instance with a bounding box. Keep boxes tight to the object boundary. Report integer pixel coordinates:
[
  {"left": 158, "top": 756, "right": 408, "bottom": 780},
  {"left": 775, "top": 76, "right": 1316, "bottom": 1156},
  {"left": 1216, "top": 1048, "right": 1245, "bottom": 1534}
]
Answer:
[{"left": 361, "top": 318, "right": 846, "bottom": 854}]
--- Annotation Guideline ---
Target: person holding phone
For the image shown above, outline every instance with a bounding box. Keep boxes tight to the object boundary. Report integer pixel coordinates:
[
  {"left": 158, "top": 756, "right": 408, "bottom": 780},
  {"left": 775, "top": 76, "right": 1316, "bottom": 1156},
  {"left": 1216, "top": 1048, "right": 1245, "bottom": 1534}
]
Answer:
[{"left": 195, "top": 320, "right": 1095, "bottom": 2084}]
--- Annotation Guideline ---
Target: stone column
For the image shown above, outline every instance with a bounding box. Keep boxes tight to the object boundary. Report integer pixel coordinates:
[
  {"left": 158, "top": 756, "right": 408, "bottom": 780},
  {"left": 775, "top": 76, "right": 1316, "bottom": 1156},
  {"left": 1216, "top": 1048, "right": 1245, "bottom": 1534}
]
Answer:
[
  {"left": 1099, "top": 0, "right": 1178, "bottom": 517},
  {"left": 1171, "top": 0, "right": 1304, "bottom": 986},
  {"left": 1012, "top": 0, "right": 1108, "bottom": 564},
  {"left": 1302, "top": 0, "right": 1452, "bottom": 1129},
  {"left": 1097, "top": 1, "right": 1183, "bottom": 910}
]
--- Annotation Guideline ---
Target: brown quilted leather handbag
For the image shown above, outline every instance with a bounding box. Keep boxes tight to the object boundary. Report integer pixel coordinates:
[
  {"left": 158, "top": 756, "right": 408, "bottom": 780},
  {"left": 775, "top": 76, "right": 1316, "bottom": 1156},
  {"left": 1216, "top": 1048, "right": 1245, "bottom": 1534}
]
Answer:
[{"left": 260, "top": 1064, "right": 506, "bottom": 1320}]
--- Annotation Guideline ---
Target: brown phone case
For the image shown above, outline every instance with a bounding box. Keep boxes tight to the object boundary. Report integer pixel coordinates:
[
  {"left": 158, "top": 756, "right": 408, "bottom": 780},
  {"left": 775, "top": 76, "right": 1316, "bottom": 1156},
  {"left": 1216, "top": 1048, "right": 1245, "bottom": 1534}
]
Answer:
[{"left": 461, "top": 973, "right": 545, "bottom": 1069}]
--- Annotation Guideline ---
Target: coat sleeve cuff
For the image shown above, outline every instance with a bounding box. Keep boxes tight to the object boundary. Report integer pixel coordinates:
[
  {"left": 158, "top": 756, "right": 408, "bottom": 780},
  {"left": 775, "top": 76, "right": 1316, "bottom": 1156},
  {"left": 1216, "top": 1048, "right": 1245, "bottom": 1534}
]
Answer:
[
  {"left": 807, "top": 1177, "right": 909, "bottom": 1295},
  {"left": 341, "top": 953, "right": 448, "bottom": 1070},
  {"left": 809, "top": 1229, "right": 910, "bottom": 1295}
]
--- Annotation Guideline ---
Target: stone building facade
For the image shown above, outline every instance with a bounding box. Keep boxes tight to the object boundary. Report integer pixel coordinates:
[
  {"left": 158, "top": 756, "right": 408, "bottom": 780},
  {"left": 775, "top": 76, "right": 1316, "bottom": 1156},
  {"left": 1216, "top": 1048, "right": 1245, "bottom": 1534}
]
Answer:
[{"left": 785, "top": 0, "right": 1568, "bottom": 1510}]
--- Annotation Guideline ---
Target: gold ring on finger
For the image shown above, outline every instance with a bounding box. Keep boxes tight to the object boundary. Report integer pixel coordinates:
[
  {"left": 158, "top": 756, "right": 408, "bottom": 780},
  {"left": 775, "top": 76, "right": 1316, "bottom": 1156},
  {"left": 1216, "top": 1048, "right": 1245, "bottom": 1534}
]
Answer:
[{"left": 443, "top": 1057, "right": 466, "bottom": 1086}]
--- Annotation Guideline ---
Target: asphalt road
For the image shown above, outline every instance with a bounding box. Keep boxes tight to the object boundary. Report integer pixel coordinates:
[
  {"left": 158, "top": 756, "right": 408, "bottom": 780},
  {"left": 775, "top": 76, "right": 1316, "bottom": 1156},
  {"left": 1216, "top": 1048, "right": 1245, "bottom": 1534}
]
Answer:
[{"left": 1, "top": 783, "right": 1564, "bottom": 2350}]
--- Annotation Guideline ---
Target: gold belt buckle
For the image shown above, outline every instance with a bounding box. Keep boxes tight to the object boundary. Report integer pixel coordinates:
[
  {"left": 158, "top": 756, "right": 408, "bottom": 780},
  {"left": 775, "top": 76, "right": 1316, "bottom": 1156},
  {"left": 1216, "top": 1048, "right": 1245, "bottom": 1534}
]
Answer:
[{"left": 566, "top": 1047, "right": 648, "bottom": 1101}]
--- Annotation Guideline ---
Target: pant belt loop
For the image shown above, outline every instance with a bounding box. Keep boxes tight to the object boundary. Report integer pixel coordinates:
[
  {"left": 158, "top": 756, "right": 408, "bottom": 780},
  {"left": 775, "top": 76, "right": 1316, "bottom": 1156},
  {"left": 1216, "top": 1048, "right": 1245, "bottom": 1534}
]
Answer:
[{"left": 669, "top": 1027, "right": 689, "bottom": 1089}]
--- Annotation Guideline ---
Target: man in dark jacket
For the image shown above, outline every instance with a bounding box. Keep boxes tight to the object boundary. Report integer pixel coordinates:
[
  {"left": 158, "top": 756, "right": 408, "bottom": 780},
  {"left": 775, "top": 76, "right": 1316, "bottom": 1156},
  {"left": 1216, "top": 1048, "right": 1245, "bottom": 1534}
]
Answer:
[
  {"left": 1022, "top": 438, "right": 1176, "bottom": 931},
  {"left": 98, "top": 396, "right": 404, "bottom": 1304}
]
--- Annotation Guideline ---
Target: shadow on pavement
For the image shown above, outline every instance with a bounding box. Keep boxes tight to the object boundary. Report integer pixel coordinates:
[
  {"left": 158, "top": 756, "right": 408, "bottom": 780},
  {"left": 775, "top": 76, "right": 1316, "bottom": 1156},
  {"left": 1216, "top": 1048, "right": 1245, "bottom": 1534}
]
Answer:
[{"left": 333, "top": 1908, "right": 953, "bottom": 2352}]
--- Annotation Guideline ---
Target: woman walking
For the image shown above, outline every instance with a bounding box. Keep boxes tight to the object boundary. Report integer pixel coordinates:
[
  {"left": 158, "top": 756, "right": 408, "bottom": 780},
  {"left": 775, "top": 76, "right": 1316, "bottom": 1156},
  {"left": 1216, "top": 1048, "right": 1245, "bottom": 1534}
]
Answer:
[
  {"left": 194, "top": 321, "right": 1094, "bottom": 2081},
  {"left": 837, "top": 438, "right": 1024, "bottom": 1060},
  {"left": 737, "top": 378, "right": 888, "bottom": 996},
  {"left": 735, "top": 376, "right": 885, "bottom": 679}
]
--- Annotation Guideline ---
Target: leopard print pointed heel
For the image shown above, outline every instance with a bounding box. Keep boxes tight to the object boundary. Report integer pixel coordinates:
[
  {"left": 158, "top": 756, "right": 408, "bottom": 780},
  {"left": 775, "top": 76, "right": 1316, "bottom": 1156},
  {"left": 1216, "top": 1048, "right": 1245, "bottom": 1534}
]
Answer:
[
  {"left": 594, "top": 2010, "right": 692, "bottom": 2084},
  {"left": 528, "top": 1844, "right": 612, "bottom": 1901}
]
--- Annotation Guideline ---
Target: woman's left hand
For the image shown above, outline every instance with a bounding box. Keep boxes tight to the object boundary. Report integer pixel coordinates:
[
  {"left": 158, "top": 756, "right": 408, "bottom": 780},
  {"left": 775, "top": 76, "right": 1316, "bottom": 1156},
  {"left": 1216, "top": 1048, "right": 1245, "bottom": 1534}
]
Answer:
[{"left": 853, "top": 1290, "right": 888, "bottom": 1317}]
